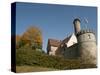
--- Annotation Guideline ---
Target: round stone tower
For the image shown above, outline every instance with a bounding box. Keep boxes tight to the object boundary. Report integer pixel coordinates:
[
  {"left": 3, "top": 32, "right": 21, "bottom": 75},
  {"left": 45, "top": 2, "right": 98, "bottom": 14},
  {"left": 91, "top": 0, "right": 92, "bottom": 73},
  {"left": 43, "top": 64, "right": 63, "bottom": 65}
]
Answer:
[
  {"left": 76, "top": 29, "right": 97, "bottom": 64},
  {"left": 73, "top": 18, "right": 81, "bottom": 35},
  {"left": 73, "top": 18, "right": 97, "bottom": 64}
]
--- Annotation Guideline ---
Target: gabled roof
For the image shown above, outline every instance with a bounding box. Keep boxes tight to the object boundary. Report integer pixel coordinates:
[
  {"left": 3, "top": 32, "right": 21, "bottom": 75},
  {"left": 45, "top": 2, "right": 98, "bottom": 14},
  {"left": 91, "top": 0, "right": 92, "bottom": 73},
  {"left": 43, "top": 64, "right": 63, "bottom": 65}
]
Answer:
[
  {"left": 60, "top": 33, "right": 77, "bottom": 48},
  {"left": 48, "top": 39, "right": 61, "bottom": 47},
  {"left": 47, "top": 33, "right": 77, "bottom": 48}
]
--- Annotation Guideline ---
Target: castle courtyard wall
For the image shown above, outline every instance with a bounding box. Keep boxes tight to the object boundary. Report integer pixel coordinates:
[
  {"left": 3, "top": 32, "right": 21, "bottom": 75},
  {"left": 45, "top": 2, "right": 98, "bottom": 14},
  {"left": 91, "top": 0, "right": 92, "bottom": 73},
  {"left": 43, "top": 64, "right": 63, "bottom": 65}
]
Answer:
[{"left": 64, "top": 44, "right": 80, "bottom": 59}]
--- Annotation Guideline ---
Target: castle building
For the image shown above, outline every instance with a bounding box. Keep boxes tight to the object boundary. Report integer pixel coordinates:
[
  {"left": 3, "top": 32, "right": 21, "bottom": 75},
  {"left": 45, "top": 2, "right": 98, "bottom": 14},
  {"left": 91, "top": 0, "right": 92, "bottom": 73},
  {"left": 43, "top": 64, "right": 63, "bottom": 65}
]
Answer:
[
  {"left": 47, "top": 18, "right": 97, "bottom": 64},
  {"left": 47, "top": 39, "right": 61, "bottom": 55}
]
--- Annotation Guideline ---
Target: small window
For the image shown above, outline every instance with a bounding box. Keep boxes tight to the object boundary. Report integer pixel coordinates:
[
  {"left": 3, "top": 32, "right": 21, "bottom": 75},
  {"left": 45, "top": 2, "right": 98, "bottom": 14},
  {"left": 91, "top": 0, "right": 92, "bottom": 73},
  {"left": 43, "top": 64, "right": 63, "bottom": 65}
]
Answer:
[{"left": 88, "top": 34, "right": 91, "bottom": 39}]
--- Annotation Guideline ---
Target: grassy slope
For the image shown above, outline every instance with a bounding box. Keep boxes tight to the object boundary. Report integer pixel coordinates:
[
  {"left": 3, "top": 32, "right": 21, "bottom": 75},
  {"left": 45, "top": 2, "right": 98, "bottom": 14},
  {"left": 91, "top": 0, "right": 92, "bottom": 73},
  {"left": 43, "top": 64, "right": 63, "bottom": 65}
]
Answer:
[
  {"left": 16, "top": 48, "right": 97, "bottom": 73},
  {"left": 16, "top": 66, "right": 58, "bottom": 73}
]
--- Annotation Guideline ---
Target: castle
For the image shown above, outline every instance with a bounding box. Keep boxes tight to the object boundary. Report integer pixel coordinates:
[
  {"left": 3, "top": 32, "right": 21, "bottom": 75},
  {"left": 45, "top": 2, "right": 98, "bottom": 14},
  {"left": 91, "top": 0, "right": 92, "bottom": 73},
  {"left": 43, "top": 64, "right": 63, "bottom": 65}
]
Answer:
[{"left": 47, "top": 18, "right": 97, "bottom": 64}]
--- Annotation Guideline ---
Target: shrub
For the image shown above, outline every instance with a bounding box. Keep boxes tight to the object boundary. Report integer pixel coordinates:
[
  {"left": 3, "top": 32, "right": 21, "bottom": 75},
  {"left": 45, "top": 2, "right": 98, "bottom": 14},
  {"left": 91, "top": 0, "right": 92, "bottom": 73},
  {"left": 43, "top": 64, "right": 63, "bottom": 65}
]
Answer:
[{"left": 16, "top": 47, "right": 96, "bottom": 69}]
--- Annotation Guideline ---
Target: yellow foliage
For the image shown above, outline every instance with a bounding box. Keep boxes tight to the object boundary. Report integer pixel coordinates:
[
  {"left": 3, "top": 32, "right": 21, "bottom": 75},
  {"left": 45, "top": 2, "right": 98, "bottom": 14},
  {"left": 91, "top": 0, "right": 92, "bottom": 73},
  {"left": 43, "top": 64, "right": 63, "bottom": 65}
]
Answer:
[
  {"left": 16, "top": 35, "right": 21, "bottom": 44},
  {"left": 22, "top": 26, "right": 42, "bottom": 45}
]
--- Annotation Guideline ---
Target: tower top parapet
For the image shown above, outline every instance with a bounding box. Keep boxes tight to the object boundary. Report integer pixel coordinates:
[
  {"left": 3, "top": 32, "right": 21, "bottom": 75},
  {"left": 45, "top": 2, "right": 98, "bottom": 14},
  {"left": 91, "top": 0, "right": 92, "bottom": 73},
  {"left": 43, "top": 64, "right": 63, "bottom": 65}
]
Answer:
[{"left": 76, "top": 29, "right": 95, "bottom": 37}]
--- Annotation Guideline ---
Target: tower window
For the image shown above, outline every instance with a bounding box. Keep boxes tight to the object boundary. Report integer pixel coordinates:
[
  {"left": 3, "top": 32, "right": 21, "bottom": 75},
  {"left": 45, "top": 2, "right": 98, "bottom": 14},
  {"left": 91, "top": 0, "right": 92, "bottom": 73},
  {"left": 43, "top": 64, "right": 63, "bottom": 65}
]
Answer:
[{"left": 88, "top": 34, "right": 91, "bottom": 39}]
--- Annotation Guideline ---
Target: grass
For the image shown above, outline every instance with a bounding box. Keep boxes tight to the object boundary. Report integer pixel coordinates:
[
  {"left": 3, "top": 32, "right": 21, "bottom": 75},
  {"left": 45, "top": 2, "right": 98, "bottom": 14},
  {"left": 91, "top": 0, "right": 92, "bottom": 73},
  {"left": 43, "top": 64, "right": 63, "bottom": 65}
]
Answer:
[
  {"left": 16, "top": 64, "right": 97, "bottom": 73},
  {"left": 16, "top": 66, "right": 58, "bottom": 73}
]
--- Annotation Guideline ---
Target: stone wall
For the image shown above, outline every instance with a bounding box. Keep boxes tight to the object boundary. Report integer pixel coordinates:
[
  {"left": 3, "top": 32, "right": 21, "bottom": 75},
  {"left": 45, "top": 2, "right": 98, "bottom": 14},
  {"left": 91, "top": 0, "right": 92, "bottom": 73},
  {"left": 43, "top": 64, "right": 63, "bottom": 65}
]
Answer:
[
  {"left": 77, "top": 32, "right": 97, "bottom": 64},
  {"left": 63, "top": 43, "right": 80, "bottom": 59},
  {"left": 78, "top": 41, "right": 97, "bottom": 64}
]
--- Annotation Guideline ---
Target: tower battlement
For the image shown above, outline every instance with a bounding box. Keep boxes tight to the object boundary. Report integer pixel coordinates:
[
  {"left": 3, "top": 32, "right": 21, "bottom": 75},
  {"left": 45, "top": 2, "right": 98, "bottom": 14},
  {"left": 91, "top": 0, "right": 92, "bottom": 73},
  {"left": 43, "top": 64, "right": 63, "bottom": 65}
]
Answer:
[{"left": 76, "top": 29, "right": 95, "bottom": 37}]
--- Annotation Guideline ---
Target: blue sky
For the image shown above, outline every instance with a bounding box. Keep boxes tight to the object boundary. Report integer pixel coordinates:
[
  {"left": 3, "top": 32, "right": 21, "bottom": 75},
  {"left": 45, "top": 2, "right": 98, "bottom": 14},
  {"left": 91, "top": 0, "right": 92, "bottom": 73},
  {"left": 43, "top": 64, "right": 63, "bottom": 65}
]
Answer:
[{"left": 16, "top": 2, "right": 97, "bottom": 52}]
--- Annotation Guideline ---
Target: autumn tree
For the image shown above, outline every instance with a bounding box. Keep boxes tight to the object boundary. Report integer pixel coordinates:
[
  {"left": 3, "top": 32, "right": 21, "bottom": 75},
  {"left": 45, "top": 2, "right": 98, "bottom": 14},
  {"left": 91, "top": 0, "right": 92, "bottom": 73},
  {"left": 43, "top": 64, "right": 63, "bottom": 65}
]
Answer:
[
  {"left": 21, "top": 26, "right": 42, "bottom": 50},
  {"left": 16, "top": 35, "right": 21, "bottom": 49},
  {"left": 16, "top": 35, "right": 21, "bottom": 43}
]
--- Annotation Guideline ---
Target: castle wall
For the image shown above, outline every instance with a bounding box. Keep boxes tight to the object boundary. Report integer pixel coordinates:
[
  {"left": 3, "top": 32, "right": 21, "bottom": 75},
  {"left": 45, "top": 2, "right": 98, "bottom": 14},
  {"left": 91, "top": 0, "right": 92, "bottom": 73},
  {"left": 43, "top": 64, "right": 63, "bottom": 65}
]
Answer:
[{"left": 63, "top": 44, "right": 79, "bottom": 59}]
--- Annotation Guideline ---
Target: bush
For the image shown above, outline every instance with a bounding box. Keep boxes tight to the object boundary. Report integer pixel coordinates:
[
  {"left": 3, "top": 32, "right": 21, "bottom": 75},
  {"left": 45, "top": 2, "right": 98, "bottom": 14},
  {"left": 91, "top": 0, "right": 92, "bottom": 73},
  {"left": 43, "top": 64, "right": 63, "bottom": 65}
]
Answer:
[{"left": 16, "top": 47, "right": 96, "bottom": 69}]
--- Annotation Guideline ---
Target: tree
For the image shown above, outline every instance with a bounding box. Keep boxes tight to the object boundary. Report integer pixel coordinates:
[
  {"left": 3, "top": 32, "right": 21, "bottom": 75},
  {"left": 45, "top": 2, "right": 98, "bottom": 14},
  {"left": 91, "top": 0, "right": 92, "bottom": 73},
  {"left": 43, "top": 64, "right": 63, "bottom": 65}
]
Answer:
[
  {"left": 16, "top": 35, "right": 21, "bottom": 49},
  {"left": 16, "top": 35, "right": 21, "bottom": 44},
  {"left": 21, "top": 26, "right": 42, "bottom": 49}
]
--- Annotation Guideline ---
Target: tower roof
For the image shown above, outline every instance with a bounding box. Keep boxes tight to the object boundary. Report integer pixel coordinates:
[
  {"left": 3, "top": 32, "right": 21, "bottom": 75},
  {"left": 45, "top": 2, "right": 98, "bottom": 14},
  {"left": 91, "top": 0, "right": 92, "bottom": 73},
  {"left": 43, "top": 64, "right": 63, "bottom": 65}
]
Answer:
[{"left": 73, "top": 18, "right": 81, "bottom": 24}]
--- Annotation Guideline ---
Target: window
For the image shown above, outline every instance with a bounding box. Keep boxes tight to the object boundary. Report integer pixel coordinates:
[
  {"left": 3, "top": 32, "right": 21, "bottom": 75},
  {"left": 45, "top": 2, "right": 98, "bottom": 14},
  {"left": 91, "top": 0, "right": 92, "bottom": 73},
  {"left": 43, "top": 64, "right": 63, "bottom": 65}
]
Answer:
[{"left": 88, "top": 34, "right": 91, "bottom": 39}]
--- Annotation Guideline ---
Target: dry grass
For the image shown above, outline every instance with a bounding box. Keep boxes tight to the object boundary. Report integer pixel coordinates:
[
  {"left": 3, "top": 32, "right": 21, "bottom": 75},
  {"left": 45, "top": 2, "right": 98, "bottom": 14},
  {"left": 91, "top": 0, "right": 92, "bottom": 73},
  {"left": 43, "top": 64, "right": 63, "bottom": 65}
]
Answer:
[{"left": 16, "top": 66, "right": 58, "bottom": 73}]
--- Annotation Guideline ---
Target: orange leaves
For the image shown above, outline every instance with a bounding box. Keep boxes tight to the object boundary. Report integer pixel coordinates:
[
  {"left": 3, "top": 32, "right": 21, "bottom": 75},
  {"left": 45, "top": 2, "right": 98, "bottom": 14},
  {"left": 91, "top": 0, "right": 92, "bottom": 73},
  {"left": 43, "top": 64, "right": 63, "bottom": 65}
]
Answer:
[
  {"left": 35, "top": 35, "right": 42, "bottom": 43},
  {"left": 16, "top": 35, "right": 21, "bottom": 44},
  {"left": 16, "top": 26, "right": 42, "bottom": 49},
  {"left": 22, "top": 26, "right": 42, "bottom": 44}
]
